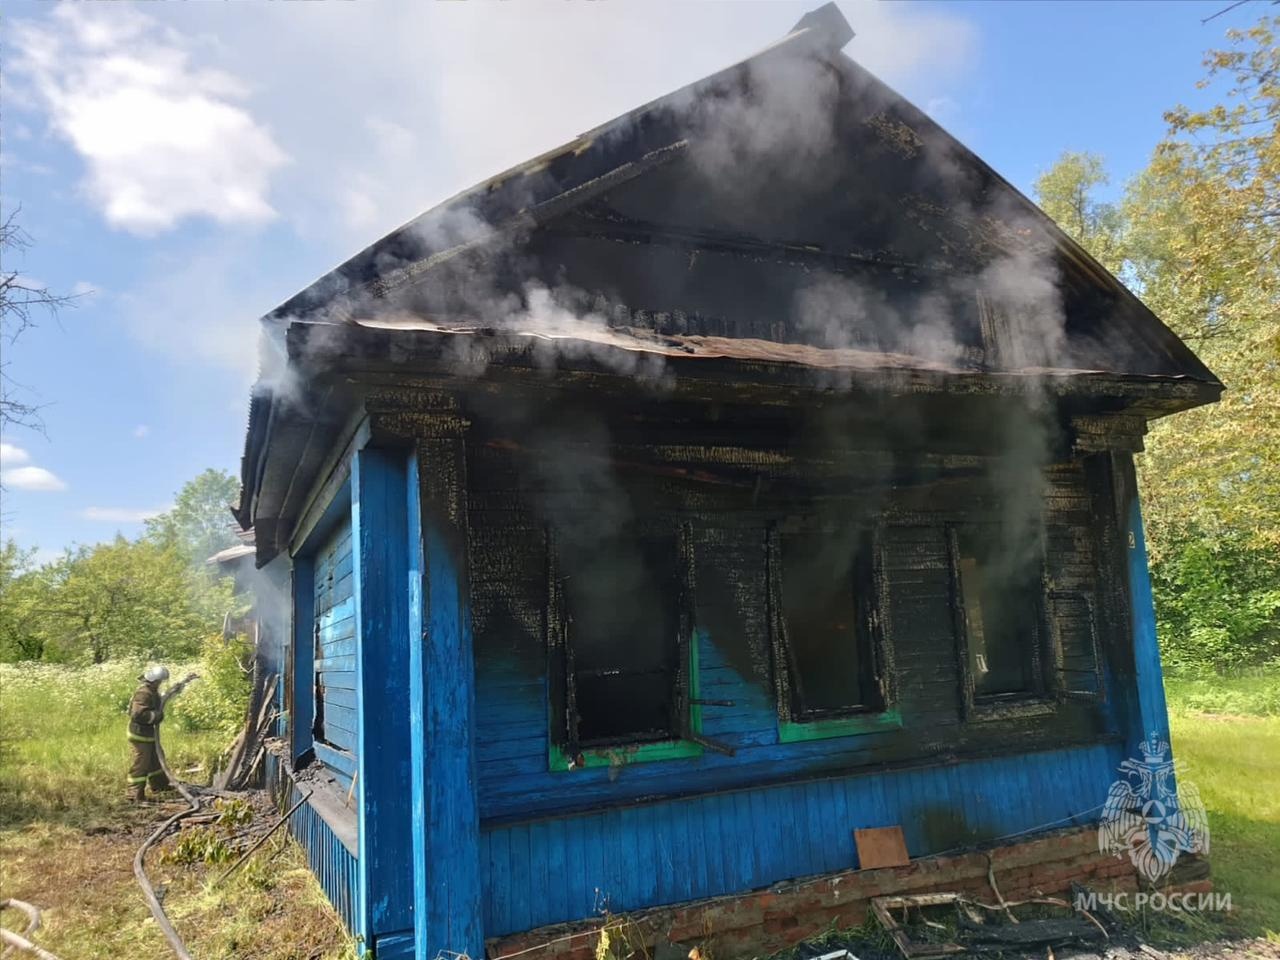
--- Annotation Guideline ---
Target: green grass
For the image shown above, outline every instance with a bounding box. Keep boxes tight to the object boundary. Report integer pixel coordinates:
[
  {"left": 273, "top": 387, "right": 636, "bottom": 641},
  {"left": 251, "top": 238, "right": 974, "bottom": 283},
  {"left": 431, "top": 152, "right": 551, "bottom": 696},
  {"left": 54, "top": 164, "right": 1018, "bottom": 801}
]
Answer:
[
  {"left": 0, "top": 659, "right": 359, "bottom": 958},
  {"left": 1, "top": 821, "right": 360, "bottom": 960},
  {"left": 0, "top": 661, "right": 232, "bottom": 827},
  {"left": 4, "top": 661, "right": 1275, "bottom": 956},
  {"left": 1166, "top": 670, "right": 1280, "bottom": 939},
  {"left": 1165, "top": 667, "right": 1280, "bottom": 718}
]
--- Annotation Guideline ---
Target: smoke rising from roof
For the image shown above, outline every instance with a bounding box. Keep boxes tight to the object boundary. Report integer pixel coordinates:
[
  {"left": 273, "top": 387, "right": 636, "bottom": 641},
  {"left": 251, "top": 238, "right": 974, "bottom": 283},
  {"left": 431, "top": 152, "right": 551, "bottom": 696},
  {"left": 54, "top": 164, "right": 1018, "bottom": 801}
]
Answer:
[{"left": 252, "top": 14, "right": 1086, "bottom": 581}]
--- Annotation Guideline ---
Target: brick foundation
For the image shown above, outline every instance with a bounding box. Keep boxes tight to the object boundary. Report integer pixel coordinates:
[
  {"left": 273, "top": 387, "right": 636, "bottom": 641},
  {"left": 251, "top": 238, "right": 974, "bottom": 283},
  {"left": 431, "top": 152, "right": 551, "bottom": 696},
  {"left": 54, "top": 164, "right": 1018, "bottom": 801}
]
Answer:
[{"left": 486, "top": 826, "right": 1210, "bottom": 960}]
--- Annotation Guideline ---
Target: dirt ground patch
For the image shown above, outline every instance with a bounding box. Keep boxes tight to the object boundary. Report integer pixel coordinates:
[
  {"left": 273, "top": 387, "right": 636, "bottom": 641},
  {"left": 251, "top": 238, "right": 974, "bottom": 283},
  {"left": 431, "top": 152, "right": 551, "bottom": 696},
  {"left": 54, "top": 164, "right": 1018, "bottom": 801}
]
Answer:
[{"left": 0, "top": 797, "right": 352, "bottom": 960}]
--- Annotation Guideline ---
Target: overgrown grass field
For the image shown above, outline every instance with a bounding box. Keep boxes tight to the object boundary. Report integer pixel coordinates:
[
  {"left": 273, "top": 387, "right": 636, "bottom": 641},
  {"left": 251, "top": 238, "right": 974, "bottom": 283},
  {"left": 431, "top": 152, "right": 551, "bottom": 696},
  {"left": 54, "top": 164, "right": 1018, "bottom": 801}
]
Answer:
[
  {"left": 1, "top": 660, "right": 1275, "bottom": 955},
  {"left": 0, "top": 657, "right": 357, "bottom": 958},
  {"left": 0, "top": 661, "right": 234, "bottom": 826},
  {"left": 1166, "top": 670, "right": 1280, "bottom": 939}
]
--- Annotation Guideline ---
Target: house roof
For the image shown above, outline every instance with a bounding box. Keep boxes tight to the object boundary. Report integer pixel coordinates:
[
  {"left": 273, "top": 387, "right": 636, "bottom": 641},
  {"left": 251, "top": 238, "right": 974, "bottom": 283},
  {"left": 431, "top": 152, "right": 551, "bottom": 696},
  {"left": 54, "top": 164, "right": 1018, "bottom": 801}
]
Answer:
[
  {"left": 208, "top": 543, "right": 256, "bottom": 566},
  {"left": 266, "top": 3, "right": 855, "bottom": 326},
  {"left": 261, "top": 2, "right": 1216, "bottom": 388},
  {"left": 236, "top": 3, "right": 1221, "bottom": 555},
  {"left": 207, "top": 526, "right": 256, "bottom": 566}
]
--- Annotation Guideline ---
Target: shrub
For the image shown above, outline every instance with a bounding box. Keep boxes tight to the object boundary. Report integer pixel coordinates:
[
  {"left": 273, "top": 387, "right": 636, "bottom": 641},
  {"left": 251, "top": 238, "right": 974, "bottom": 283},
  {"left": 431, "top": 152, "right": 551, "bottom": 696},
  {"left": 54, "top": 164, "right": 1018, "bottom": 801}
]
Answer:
[
  {"left": 1152, "top": 533, "right": 1280, "bottom": 675},
  {"left": 168, "top": 635, "right": 253, "bottom": 740}
]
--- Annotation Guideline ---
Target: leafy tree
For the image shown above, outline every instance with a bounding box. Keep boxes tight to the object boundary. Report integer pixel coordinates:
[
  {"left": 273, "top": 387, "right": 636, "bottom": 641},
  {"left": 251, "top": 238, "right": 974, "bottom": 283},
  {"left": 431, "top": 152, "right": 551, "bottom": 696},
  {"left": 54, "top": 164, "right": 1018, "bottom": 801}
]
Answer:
[
  {"left": 1151, "top": 538, "right": 1280, "bottom": 673},
  {"left": 0, "top": 465, "right": 243, "bottom": 664},
  {"left": 33, "top": 537, "right": 225, "bottom": 664},
  {"left": 1125, "top": 18, "right": 1279, "bottom": 560},
  {"left": 0, "top": 540, "right": 49, "bottom": 661},
  {"left": 145, "top": 468, "right": 241, "bottom": 570},
  {"left": 1033, "top": 17, "right": 1280, "bottom": 673},
  {"left": 1032, "top": 151, "right": 1126, "bottom": 275}
]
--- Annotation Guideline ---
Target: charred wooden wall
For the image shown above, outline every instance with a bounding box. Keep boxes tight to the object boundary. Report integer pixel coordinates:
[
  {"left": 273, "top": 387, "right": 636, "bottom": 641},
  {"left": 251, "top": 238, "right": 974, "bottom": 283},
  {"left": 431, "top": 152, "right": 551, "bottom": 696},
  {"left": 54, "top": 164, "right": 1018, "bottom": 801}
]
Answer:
[{"left": 462, "top": 403, "right": 1132, "bottom": 936}]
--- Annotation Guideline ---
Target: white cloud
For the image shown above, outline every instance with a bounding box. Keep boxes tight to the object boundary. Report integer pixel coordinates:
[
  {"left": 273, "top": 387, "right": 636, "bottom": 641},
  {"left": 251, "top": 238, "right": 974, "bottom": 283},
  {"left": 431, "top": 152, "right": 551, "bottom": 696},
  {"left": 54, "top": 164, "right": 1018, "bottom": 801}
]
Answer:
[
  {"left": 412, "top": 1, "right": 978, "bottom": 202},
  {"left": 132, "top": 424, "right": 150, "bottom": 439},
  {"left": 1, "top": 443, "right": 67, "bottom": 491},
  {"left": 846, "top": 4, "right": 978, "bottom": 83},
  {"left": 1, "top": 465, "right": 68, "bottom": 492},
  {"left": 71, "top": 280, "right": 98, "bottom": 298},
  {"left": 81, "top": 505, "right": 168, "bottom": 523},
  {"left": 340, "top": 116, "right": 419, "bottom": 234},
  {"left": 0, "top": 442, "right": 32, "bottom": 467},
  {"left": 10, "top": 5, "right": 289, "bottom": 234}
]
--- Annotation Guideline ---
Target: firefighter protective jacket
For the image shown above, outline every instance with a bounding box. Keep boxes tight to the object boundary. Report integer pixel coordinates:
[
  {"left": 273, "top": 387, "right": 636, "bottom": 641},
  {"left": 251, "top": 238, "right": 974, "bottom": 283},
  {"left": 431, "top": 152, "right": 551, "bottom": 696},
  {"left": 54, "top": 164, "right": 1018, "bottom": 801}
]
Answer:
[{"left": 127, "top": 681, "right": 164, "bottom": 743}]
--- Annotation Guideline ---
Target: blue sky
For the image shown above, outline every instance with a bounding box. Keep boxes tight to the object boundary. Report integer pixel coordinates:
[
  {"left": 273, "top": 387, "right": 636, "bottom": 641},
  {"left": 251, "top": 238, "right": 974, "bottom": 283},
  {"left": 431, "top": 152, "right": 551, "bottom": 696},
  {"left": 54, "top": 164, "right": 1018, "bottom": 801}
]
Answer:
[{"left": 0, "top": 0, "right": 1259, "bottom": 562}]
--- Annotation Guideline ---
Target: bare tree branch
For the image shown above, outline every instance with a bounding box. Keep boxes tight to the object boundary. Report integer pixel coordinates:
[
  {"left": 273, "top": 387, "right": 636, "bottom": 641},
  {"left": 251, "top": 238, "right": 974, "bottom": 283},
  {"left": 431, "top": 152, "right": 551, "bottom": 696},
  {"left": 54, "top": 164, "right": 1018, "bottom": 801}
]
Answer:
[{"left": 1, "top": 207, "right": 80, "bottom": 433}]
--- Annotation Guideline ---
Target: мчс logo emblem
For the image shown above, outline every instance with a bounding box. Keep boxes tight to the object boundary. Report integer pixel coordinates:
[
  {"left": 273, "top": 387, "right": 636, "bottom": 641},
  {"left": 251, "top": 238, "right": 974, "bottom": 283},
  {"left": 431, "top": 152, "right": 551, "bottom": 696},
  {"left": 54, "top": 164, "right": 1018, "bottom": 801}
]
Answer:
[{"left": 1098, "top": 734, "right": 1209, "bottom": 882}]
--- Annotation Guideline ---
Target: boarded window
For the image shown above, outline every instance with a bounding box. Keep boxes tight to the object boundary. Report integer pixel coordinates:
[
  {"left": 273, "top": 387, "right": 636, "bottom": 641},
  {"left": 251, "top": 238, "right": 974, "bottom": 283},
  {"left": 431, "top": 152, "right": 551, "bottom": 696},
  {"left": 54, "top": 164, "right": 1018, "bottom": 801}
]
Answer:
[
  {"left": 553, "top": 527, "right": 688, "bottom": 749},
  {"left": 312, "top": 516, "right": 357, "bottom": 784},
  {"left": 951, "top": 525, "right": 1045, "bottom": 701},
  {"left": 772, "top": 526, "right": 882, "bottom": 721}
]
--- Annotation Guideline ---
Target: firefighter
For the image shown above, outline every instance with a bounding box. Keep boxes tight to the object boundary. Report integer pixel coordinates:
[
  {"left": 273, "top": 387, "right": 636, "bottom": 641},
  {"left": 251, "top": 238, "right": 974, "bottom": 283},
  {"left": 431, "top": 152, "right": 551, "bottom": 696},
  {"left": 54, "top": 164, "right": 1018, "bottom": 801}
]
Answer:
[{"left": 126, "top": 666, "right": 197, "bottom": 802}]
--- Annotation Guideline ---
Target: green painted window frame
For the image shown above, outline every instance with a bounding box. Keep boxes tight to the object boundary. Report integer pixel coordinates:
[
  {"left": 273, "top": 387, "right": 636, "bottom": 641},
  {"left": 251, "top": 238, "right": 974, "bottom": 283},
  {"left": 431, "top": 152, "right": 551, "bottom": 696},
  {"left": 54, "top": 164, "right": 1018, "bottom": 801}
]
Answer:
[
  {"left": 778, "top": 708, "right": 902, "bottom": 743},
  {"left": 549, "top": 628, "right": 705, "bottom": 771}
]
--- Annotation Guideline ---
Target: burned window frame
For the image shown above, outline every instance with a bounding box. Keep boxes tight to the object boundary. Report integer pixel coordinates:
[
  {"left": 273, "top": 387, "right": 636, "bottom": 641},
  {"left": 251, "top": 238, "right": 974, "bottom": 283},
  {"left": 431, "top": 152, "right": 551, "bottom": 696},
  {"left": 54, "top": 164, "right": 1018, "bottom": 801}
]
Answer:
[
  {"left": 546, "top": 520, "right": 703, "bottom": 770},
  {"left": 945, "top": 522, "right": 1056, "bottom": 721},
  {"left": 766, "top": 521, "right": 899, "bottom": 743},
  {"left": 1046, "top": 590, "right": 1106, "bottom": 702}
]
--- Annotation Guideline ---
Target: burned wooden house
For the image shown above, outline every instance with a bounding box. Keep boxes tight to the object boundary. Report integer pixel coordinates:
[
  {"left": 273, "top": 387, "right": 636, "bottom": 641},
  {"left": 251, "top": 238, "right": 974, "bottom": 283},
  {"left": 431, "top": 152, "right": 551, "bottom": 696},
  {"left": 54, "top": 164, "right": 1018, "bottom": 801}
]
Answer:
[{"left": 237, "top": 6, "right": 1220, "bottom": 959}]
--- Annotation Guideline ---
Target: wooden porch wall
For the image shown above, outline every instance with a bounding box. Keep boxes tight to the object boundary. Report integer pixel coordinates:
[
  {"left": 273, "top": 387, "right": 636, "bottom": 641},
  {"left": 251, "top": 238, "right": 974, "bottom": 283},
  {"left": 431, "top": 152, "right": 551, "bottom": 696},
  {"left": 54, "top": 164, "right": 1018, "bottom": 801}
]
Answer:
[{"left": 265, "top": 754, "right": 361, "bottom": 936}]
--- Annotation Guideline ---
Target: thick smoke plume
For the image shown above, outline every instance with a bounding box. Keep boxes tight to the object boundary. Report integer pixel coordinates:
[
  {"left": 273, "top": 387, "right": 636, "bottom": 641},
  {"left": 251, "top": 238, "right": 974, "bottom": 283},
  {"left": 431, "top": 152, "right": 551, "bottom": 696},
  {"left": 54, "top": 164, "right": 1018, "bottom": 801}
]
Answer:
[{"left": 259, "top": 32, "right": 1082, "bottom": 590}]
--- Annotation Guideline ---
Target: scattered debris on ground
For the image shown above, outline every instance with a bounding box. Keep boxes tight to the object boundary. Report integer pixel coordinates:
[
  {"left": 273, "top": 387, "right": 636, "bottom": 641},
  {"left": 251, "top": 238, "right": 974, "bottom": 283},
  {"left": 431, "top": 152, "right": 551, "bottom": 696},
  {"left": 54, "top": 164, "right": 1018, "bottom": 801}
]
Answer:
[
  {"left": 870, "top": 892, "right": 1106, "bottom": 959},
  {"left": 775, "top": 895, "right": 1278, "bottom": 960},
  {"left": 0, "top": 804, "right": 351, "bottom": 960}
]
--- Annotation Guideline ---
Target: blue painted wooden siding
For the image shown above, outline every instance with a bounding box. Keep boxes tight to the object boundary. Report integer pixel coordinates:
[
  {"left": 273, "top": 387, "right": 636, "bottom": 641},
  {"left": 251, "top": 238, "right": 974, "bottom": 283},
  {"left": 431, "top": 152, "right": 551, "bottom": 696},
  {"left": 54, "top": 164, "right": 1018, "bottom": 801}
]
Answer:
[
  {"left": 1123, "top": 483, "right": 1171, "bottom": 753},
  {"left": 352, "top": 448, "right": 416, "bottom": 942},
  {"left": 314, "top": 516, "right": 357, "bottom": 789},
  {"left": 480, "top": 740, "right": 1123, "bottom": 936},
  {"left": 409, "top": 440, "right": 485, "bottom": 960},
  {"left": 266, "top": 754, "right": 361, "bottom": 936},
  {"left": 469, "top": 454, "right": 1123, "bottom": 937}
]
